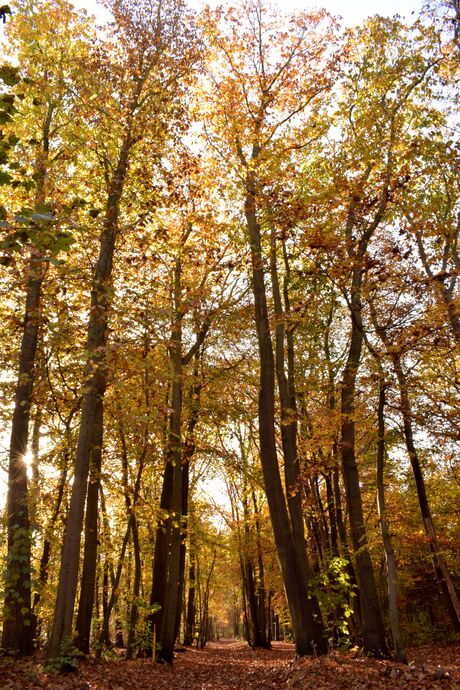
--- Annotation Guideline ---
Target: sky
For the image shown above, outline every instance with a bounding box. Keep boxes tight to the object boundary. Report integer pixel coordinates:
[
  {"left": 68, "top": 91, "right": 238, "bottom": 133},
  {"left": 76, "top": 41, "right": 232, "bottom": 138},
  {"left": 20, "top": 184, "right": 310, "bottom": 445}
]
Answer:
[{"left": 72, "top": 0, "right": 422, "bottom": 27}]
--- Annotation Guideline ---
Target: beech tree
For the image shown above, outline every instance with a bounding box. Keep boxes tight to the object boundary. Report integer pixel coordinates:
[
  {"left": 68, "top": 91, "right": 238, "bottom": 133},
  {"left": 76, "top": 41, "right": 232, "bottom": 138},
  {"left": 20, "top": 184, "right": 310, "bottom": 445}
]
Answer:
[
  {"left": 47, "top": 0, "right": 197, "bottom": 663},
  {"left": 0, "top": 0, "right": 92, "bottom": 656},
  {"left": 199, "top": 0, "right": 339, "bottom": 656}
]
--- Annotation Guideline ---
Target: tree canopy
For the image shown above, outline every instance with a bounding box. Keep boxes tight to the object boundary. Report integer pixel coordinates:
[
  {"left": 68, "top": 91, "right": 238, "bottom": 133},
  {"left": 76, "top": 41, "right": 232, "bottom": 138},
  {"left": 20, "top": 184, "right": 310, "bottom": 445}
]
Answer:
[{"left": 0, "top": 0, "right": 459, "bottom": 676}]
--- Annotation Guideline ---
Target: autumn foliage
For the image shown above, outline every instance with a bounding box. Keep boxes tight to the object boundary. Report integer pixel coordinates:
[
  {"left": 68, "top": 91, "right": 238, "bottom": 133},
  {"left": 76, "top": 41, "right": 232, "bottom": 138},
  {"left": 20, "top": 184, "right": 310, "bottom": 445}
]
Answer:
[{"left": 0, "top": 0, "right": 459, "bottom": 684}]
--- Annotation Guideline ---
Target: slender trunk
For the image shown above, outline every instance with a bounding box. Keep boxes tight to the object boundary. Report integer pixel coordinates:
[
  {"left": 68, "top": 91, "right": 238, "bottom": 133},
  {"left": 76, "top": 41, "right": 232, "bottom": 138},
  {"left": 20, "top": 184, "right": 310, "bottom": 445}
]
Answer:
[
  {"left": 75, "top": 396, "right": 103, "bottom": 654},
  {"left": 310, "top": 475, "right": 329, "bottom": 564},
  {"left": 270, "top": 230, "right": 324, "bottom": 623},
  {"left": 376, "top": 378, "right": 407, "bottom": 663},
  {"left": 324, "top": 471, "right": 338, "bottom": 556},
  {"left": 47, "top": 130, "right": 132, "bottom": 664},
  {"left": 156, "top": 258, "right": 184, "bottom": 663},
  {"left": 340, "top": 263, "right": 388, "bottom": 657},
  {"left": 2, "top": 102, "right": 55, "bottom": 657},
  {"left": 98, "top": 444, "right": 146, "bottom": 654},
  {"left": 126, "top": 513, "right": 142, "bottom": 659},
  {"left": 197, "top": 551, "right": 216, "bottom": 648},
  {"left": 184, "top": 546, "right": 196, "bottom": 646},
  {"left": 242, "top": 492, "right": 265, "bottom": 647},
  {"left": 149, "top": 460, "right": 173, "bottom": 652},
  {"left": 32, "top": 454, "right": 69, "bottom": 637},
  {"left": 252, "top": 492, "right": 269, "bottom": 647},
  {"left": 29, "top": 404, "right": 42, "bottom": 525},
  {"left": 174, "top": 456, "right": 189, "bottom": 643},
  {"left": 392, "top": 351, "right": 460, "bottom": 631},
  {"left": 245, "top": 168, "right": 326, "bottom": 655},
  {"left": 231, "top": 492, "right": 251, "bottom": 645},
  {"left": 174, "top": 371, "right": 201, "bottom": 642},
  {"left": 2, "top": 261, "right": 43, "bottom": 657},
  {"left": 101, "top": 559, "right": 110, "bottom": 647}
]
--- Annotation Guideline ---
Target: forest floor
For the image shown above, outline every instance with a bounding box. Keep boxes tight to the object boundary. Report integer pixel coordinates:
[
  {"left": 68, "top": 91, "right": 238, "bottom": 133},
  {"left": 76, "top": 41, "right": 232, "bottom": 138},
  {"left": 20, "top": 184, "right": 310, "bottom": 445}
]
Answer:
[{"left": 1, "top": 639, "right": 460, "bottom": 690}]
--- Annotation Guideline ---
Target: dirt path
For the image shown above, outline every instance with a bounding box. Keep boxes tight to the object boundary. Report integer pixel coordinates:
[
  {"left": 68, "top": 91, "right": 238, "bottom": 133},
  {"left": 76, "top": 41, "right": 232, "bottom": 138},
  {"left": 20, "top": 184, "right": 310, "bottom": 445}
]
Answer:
[{"left": 1, "top": 639, "right": 460, "bottom": 689}]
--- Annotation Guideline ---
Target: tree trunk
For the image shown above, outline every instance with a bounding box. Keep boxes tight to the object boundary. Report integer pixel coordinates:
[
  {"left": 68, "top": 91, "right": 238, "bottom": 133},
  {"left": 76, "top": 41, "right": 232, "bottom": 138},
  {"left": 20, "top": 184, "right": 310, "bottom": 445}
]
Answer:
[
  {"left": 152, "top": 257, "right": 184, "bottom": 663},
  {"left": 244, "top": 167, "right": 326, "bottom": 656},
  {"left": 392, "top": 350, "right": 460, "bottom": 631},
  {"left": 149, "top": 459, "right": 173, "bottom": 654},
  {"left": 184, "top": 546, "right": 196, "bottom": 646},
  {"left": 241, "top": 491, "right": 266, "bottom": 648},
  {"left": 174, "top": 370, "right": 201, "bottom": 643},
  {"left": 376, "top": 378, "right": 407, "bottom": 663},
  {"left": 270, "top": 229, "right": 324, "bottom": 620},
  {"left": 126, "top": 513, "right": 142, "bottom": 659},
  {"left": 158, "top": 325, "right": 184, "bottom": 662},
  {"left": 149, "top": 245, "right": 208, "bottom": 662},
  {"left": 2, "top": 101, "right": 54, "bottom": 655},
  {"left": 1, "top": 257, "right": 43, "bottom": 657},
  {"left": 340, "top": 263, "right": 388, "bottom": 657},
  {"left": 75, "top": 395, "right": 103, "bottom": 654},
  {"left": 32, "top": 452, "right": 69, "bottom": 639},
  {"left": 47, "top": 129, "right": 132, "bottom": 665},
  {"left": 252, "top": 492, "right": 270, "bottom": 647},
  {"left": 98, "top": 443, "right": 146, "bottom": 654}
]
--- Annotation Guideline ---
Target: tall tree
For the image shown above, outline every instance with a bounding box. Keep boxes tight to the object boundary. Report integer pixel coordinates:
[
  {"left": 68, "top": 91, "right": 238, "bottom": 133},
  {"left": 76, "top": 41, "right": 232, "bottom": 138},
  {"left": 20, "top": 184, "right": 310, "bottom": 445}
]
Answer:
[
  {"left": 200, "top": 0, "right": 337, "bottom": 655},
  {"left": 301, "top": 16, "right": 443, "bottom": 655},
  {"left": 47, "top": 0, "right": 196, "bottom": 663},
  {"left": 1, "top": 0, "right": 91, "bottom": 656}
]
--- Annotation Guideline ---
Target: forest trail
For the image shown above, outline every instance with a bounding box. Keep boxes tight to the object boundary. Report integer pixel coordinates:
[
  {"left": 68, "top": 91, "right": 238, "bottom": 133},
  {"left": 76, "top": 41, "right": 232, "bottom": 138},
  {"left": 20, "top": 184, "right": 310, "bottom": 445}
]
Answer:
[{"left": 1, "top": 640, "right": 460, "bottom": 689}]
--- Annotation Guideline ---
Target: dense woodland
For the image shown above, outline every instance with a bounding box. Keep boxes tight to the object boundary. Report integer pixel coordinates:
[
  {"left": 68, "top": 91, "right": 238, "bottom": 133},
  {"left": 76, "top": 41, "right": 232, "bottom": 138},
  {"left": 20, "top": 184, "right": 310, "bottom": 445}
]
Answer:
[{"left": 0, "top": 0, "right": 459, "bottom": 675}]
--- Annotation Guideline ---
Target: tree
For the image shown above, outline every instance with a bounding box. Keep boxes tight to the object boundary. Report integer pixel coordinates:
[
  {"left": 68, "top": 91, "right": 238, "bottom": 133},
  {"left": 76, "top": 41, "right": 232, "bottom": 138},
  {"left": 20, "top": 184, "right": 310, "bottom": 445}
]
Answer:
[
  {"left": 47, "top": 0, "right": 197, "bottom": 663},
  {"left": 199, "top": 0, "right": 337, "bottom": 656},
  {"left": 1, "top": 0, "right": 92, "bottom": 656}
]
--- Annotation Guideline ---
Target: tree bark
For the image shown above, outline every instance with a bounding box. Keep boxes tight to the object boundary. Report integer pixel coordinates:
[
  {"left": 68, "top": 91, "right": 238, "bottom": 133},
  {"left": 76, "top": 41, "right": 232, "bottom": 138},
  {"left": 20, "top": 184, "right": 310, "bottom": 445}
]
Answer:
[
  {"left": 2, "top": 101, "right": 54, "bottom": 656},
  {"left": 340, "top": 260, "right": 388, "bottom": 657},
  {"left": 157, "top": 257, "right": 185, "bottom": 663},
  {"left": 244, "top": 166, "right": 326, "bottom": 656},
  {"left": 252, "top": 492, "right": 269, "bottom": 647},
  {"left": 74, "top": 395, "right": 103, "bottom": 654},
  {"left": 47, "top": 127, "right": 132, "bottom": 664},
  {"left": 1, "top": 257, "right": 43, "bottom": 657},
  {"left": 376, "top": 377, "right": 407, "bottom": 663},
  {"left": 183, "top": 545, "right": 196, "bottom": 646},
  {"left": 270, "top": 229, "right": 324, "bottom": 618},
  {"left": 393, "top": 350, "right": 460, "bottom": 630},
  {"left": 126, "top": 513, "right": 142, "bottom": 658}
]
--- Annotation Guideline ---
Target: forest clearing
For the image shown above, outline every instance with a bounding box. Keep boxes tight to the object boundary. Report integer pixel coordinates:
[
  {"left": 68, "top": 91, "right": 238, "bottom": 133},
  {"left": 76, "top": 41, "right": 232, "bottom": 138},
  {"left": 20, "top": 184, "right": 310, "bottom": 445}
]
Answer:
[{"left": 1, "top": 0, "right": 460, "bottom": 684}]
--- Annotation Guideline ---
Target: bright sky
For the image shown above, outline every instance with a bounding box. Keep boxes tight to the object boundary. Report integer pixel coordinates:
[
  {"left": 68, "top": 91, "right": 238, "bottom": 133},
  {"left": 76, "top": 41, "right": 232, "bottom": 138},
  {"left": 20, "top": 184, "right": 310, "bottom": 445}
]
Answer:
[
  {"left": 72, "top": 0, "right": 422, "bottom": 26},
  {"left": 300, "top": 0, "right": 421, "bottom": 25}
]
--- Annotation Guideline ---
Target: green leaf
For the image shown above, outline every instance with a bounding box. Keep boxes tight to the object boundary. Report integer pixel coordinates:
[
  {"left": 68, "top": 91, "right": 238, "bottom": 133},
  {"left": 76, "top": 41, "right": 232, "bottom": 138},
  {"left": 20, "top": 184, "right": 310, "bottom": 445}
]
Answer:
[
  {"left": 0, "top": 170, "right": 12, "bottom": 185},
  {"left": 0, "top": 110, "right": 12, "bottom": 124},
  {"left": 0, "top": 64, "right": 20, "bottom": 87}
]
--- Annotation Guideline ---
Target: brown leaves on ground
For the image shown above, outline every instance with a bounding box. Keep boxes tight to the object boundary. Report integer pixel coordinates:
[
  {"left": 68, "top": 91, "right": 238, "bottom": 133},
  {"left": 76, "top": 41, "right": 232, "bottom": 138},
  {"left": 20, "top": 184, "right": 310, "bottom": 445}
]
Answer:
[{"left": 1, "top": 640, "right": 459, "bottom": 690}]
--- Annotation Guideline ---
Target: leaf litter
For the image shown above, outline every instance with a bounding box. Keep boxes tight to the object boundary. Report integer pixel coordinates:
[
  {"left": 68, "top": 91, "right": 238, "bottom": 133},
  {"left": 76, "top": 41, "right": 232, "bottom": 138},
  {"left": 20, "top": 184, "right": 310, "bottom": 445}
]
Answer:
[{"left": 1, "top": 640, "right": 459, "bottom": 689}]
